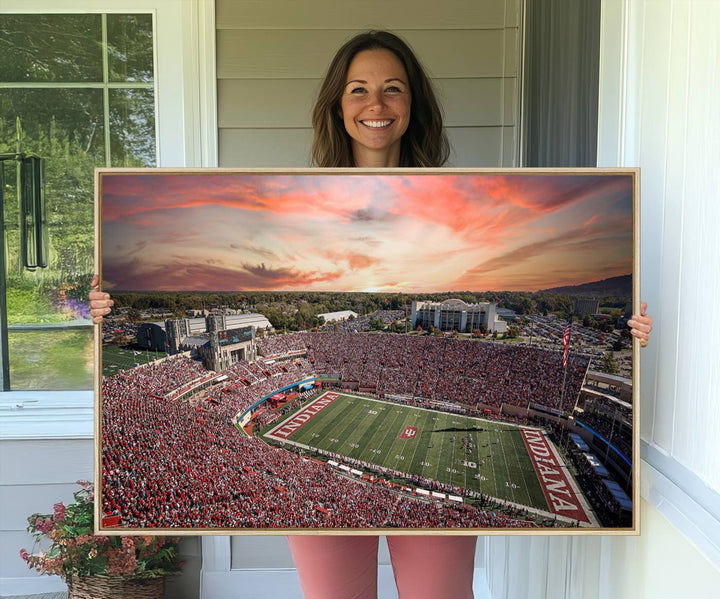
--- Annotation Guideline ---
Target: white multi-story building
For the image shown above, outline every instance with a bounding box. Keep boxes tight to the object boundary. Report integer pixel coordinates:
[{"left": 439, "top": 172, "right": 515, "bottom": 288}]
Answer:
[
  {"left": 410, "top": 299, "right": 508, "bottom": 333},
  {"left": 317, "top": 309, "right": 358, "bottom": 323}
]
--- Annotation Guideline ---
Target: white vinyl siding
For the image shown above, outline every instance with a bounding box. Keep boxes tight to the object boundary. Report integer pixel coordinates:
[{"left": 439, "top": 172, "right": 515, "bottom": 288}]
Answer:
[
  {"left": 485, "top": 0, "right": 720, "bottom": 596},
  {"left": 625, "top": 0, "right": 720, "bottom": 490}
]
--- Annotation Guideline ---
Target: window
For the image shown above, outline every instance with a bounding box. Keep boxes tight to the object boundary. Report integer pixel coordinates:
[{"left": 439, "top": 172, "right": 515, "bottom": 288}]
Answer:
[{"left": 0, "top": 13, "right": 156, "bottom": 389}]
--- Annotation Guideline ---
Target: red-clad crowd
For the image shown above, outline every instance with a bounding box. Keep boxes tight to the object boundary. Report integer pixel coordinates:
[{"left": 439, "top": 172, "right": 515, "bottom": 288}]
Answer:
[
  {"left": 256, "top": 332, "right": 590, "bottom": 414},
  {"left": 102, "top": 354, "right": 544, "bottom": 529},
  {"left": 199, "top": 358, "right": 315, "bottom": 422}
]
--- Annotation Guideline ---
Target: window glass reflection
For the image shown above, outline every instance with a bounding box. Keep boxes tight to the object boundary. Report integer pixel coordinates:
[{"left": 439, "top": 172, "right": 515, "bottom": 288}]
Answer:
[
  {"left": 0, "top": 14, "right": 102, "bottom": 82},
  {"left": 107, "top": 14, "right": 154, "bottom": 83}
]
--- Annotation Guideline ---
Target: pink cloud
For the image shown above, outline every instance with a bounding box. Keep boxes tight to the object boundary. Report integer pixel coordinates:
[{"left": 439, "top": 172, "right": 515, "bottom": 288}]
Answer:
[
  {"left": 101, "top": 173, "right": 376, "bottom": 223},
  {"left": 379, "top": 174, "right": 632, "bottom": 246},
  {"left": 451, "top": 222, "right": 631, "bottom": 291}
]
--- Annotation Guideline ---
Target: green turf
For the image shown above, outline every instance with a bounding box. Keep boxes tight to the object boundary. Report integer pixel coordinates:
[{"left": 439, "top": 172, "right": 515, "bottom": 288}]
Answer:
[
  {"left": 265, "top": 392, "right": 550, "bottom": 512},
  {"left": 102, "top": 343, "right": 167, "bottom": 376}
]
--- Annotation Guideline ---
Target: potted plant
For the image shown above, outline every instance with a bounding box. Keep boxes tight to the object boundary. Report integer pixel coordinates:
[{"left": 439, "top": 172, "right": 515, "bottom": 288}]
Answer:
[{"left": 20, "top": 480, "right": 182, "bottom": 599}]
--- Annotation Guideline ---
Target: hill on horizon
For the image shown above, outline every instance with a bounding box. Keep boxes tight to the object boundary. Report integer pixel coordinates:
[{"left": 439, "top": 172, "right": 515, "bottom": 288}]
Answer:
[{"left": 538, "top": 274, "right": 631, "bottom": 298}]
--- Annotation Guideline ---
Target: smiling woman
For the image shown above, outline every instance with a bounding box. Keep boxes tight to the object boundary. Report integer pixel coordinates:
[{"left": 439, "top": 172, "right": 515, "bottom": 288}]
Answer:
[
  {"left": 311, "top": 30, "right": 448, "bottom": 168},
  {"left": 340, "top": 49, "right": 412, "bottom": 167},
  {"left": 90, "top": 27, "right": 652, "bottom": 599}
]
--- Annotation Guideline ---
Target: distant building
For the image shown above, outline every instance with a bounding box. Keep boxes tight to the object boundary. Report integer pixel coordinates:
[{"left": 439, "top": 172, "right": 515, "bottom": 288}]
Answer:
[
  {"left": 496, "top": 307, "right": 518, "bottom": 321},
  {"left": 164, "top": 316, "right": 258, "bottom": 371},
  {"left": 317, "top": 310, "right": 358, "bottom": 323},
  {"left": 574, "top": 298, "right": 600, "bottom": 316},
  {"left": 137, "top": 312, "right": 271, "bottom": 353},
  {"left": 136, "top": 322, "right": 167, "bottom": 351},
  {"left": 410, "top": 299, "right": 507, "bottom": 333}
]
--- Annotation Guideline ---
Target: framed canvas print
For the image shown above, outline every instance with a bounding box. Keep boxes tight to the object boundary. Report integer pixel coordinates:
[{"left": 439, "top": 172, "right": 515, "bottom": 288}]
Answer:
[{"left": 95, "top": 168, "right": 639, "bottom": 535}]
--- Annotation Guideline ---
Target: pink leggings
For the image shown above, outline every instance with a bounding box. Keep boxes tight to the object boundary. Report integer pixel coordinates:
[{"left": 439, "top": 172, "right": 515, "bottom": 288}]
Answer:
[{"left": 287, "top": 535, "right": 476, "bottom": 599}]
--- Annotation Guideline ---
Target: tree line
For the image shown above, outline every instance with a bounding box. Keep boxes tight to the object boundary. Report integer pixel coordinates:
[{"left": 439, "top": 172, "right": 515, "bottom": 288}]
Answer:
[{"left": 109, "top": 290, "right": 631, "bottom": 332}]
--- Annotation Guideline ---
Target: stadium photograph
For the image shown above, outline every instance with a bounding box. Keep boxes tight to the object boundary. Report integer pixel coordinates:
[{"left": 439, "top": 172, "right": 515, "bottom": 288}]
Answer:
[{"left": 97, "top": 169, "right": 638, "bottom": 533}]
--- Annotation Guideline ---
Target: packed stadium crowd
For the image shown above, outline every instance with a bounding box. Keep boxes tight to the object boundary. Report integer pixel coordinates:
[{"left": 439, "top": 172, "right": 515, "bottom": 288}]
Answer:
[
  {"left": 547, "top": 423, "right": 632, "bottom": 527},
  {"left": 256, "top": 332, "right": 590, "bottom": 414},
  {"left": 574, "top": 411, "right": 632, "bottom": 460},
  {"left": 102, "top": 355, "right": 543, "bottom": 528},
  {"left": 197, "top": 357, "right": 315, "bottom": 422}
]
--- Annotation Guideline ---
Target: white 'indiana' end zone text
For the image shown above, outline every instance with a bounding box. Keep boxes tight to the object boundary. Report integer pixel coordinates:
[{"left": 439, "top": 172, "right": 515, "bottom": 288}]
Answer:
[
  {"left": 520, "top": 428, "right": 591, "bottom": 524},
  {"left": 267, "top": 392, "right": 340, "bottom": 439}
]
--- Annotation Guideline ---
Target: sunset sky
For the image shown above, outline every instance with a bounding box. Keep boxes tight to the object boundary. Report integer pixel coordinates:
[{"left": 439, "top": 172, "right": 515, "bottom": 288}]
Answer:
[{"left": 100, "top": 172, "right": 634, "bottom": 293}]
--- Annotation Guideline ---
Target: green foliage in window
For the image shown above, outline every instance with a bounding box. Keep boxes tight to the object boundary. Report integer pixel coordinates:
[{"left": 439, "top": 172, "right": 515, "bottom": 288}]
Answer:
[
  {"left": 1, "top": 113, "right": 97, "bottom": 320},
  {"left": 0, "top": 15, "right": 103, "bottom": 82}
]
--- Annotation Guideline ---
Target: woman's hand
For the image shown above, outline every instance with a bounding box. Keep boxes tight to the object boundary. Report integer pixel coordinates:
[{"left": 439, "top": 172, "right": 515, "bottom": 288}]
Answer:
[
  {"left": 89, "top": 274, "right": 113, "bottom": 324},
  {"left": 627, "top": 301, "right": 653, "bottom": 348}
]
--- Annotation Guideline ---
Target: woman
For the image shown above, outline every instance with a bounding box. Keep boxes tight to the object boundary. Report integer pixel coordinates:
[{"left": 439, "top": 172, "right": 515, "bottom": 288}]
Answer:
[
  {"left": 296, "top": 32, "right": 477, "bottom": 599},
  {"left": 90, "top": 31, "right": 653, "bottom": 599}
]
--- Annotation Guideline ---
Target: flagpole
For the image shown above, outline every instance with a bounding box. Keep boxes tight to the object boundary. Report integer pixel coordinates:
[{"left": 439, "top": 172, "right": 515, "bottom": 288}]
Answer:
[
  {"left": 559, "top": 361, "right": 568, "bottom": 411},
  {"left": 559, "top": 317, "right": 572, "bottom": 411}
]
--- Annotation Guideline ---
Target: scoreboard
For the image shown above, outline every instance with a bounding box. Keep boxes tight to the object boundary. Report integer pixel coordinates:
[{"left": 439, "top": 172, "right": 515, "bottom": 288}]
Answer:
[{"left": 216, "top": 326, "right": 253, "bottom": 346}]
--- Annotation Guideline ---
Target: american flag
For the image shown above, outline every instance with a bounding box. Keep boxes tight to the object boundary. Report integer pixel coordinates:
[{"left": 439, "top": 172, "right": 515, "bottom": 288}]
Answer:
[{"left": 562, "top": 319, "right": 572, "bottom": 368}]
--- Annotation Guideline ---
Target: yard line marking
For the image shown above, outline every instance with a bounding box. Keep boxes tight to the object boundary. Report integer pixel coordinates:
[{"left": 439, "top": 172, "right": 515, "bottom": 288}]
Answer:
[
  {"left": 433, "top": 413, "right": 447, "bottom": 483},
  {"left": 474, "top": 426, "right": 484, "bottom": 494},
  {"left": 508, "top": 429, "right": 533, "bottom": 508},
  {"left": 487, "top": 430, "right": 498, "bottom": 498},
  {"left": 373, "top": 400, "right": 404, "bottom": 471},
  {"left": 405, "top": 418, "right": 425, "bottom": 470},
  {"left": 497, "top": 429, "right": 515, "bottom": 502}
]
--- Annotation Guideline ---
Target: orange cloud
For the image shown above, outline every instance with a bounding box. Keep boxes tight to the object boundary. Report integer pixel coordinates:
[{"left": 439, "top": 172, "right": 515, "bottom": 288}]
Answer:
[{"left": 321, "top": 249, "right": 382, "bottom": 270}]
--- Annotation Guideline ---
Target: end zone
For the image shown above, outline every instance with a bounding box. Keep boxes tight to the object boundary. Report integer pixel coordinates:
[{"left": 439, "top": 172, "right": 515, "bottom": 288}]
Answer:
[
  {"left": 265, "top": 392, "right": 340, "bottom": 441},
  {"left": 520, "top": 428, "right": 598, "bottom": 526}
]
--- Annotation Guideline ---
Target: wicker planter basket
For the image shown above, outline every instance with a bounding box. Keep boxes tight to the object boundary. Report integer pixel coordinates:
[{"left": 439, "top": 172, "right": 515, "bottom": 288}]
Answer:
[{"left": 67, "top": 575, "right": 164, "bottom": 599}]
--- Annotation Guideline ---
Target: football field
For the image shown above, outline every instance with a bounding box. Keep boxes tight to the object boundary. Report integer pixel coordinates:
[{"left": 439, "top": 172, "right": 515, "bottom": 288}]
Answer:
[
  {"left": 102, "top": 344, "right": 167, "bottom": 376},
  {"left": 264, "top": 391, "right": 551, "bottom": 511}
]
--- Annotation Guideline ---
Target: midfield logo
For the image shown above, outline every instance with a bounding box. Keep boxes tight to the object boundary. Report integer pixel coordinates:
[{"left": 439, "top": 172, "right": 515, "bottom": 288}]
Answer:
[{"left": 399, "top": 426, "right": 418, "bottom": 439}]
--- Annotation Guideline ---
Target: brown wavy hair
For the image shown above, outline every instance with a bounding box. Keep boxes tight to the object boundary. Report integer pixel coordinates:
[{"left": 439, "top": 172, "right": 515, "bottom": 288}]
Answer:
[{"left": 311, "top": 31, "right": 449, "bottom": 168}]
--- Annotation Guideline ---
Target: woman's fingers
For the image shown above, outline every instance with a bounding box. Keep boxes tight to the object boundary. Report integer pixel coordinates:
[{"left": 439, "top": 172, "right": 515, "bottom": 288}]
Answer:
[
  {"left": 627, "top": 303, "right": 652, "bottom": 348},
  {"left": 89, "top": 275, "right": 113, "bottom": 324}
]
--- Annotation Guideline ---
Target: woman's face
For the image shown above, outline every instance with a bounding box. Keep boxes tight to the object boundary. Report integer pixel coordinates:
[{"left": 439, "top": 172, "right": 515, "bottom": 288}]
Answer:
[{"left": 340, "top": 48, "right": 411, "bottom": 167}]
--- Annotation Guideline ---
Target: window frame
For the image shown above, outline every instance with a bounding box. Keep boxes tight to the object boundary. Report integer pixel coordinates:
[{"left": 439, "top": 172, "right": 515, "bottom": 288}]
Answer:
[{"left": 0, "top": 0, "right": 217, "bottom": 436}]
